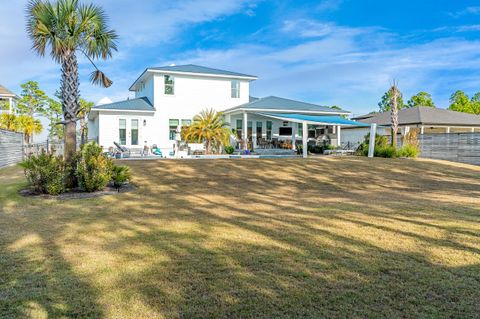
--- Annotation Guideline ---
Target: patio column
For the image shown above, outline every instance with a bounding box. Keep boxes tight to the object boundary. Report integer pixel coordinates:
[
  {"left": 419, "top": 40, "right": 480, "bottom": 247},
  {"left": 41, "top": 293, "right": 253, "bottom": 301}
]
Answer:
[
  {"left": 243, "top": 112, "right": 248, "bottom": 150},
  {"left": 471, "top": 127, "right": 475, "bottom": 133},
  {"left": 8, "top": 97, "right": 13, "bottom": 113},
  {"left": 446, "top": 127, "right": 450, "bottom": 133},
  {"left": 368, "top": 123, "right": 377, "bottom": 158},
  {"left": 302, "top": 121, "right": 308, "bottom": 158},
  {"left": 337, "top": 125, "right": 341, "bottom": 147},
  {"left": 291, "top": 123, "right": 296, "bottom": 151},
  {"left": 420, "top": 125, "right": 424, "bottom": 135}
]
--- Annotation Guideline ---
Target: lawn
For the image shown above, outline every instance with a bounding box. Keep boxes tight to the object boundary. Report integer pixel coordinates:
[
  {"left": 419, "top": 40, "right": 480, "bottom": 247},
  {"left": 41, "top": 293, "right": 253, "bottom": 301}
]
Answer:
[{"left": 1, "top": 157, "right": 479, "bottom": 318}]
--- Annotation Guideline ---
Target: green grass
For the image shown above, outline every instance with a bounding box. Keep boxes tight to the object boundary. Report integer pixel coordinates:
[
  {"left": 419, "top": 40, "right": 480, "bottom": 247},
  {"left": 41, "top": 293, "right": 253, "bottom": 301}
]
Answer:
[{"left": 1, "top": 157, "right": 479, "bottom": 318}]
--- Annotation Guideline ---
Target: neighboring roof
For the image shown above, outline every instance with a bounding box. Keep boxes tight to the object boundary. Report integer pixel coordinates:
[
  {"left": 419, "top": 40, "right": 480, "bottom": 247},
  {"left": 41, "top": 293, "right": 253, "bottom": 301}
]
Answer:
[
  {"left": 224, "top": 96, "right": 350, "bottom": 115},
  {"left": 0, "top": 84, "right": 17, "bottom": 97},
  {"left": 91, "top": 97, "right": 155, "bottom": 111},
  {"left": 257, "top": 113, "right": 370, "bottom": 126},
  {"left": 352, "top": 106, "right": 480, "bottom": 127},
  {"left": 129, "top": 64, "right": 257, "bottom": 91}
]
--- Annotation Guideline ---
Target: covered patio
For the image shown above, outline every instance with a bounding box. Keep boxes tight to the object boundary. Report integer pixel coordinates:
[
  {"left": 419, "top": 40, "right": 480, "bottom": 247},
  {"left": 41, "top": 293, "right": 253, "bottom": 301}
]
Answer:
[{"left": 222, "top": 96, "right": 372, "bottom": 157}]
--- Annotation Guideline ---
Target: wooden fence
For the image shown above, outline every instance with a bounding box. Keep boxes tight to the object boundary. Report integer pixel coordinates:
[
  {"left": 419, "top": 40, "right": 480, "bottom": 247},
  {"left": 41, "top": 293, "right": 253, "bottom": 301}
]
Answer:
[
  {"left": 418, "top": 133, "right": 480, "bottom": 165},
  {"left": 0, "top": 129, "right": 24, "bottom": 168}
]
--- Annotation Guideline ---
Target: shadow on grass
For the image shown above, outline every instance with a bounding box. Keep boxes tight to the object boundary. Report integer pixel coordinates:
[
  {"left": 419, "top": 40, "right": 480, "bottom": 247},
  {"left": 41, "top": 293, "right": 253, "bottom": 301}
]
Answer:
[{"left": 0, "top": 157, "right": 479, "bottom": 317}]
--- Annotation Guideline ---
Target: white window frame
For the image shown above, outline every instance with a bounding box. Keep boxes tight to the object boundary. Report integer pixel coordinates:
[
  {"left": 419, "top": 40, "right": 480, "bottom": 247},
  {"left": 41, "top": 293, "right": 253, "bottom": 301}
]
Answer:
[
  {"left": 164, "top": 75, "right": 175, "bottom": 95},
  {"left": 231, "top": 80, "right": 240, "bottom": 98}
]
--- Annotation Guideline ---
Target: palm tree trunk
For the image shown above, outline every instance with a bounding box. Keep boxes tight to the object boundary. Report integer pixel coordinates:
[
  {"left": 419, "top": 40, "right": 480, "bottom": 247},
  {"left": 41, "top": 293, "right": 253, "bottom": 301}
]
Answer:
[
  {"left": 61, "top": 51, "right": 80, "bottom": 187},
  {"left": 80, "top": 117, "right": 86, "bottom": 145}
]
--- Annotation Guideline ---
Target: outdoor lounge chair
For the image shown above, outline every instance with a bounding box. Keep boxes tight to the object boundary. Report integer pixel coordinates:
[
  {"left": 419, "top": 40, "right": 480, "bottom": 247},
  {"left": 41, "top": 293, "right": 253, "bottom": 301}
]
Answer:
[{"left": 113, "top": 141, "right": 131, "bottom": 158}]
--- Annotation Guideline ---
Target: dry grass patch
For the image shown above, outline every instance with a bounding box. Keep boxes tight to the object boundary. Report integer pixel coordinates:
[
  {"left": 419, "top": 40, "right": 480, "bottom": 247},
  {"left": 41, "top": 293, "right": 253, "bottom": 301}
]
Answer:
[{"left": 1, "top": 157, "right": 479, "bottom": 318}]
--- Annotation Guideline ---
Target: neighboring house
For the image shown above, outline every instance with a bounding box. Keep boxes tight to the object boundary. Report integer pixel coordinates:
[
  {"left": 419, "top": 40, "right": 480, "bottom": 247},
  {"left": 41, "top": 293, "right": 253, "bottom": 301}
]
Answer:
[
  {"left": 0, "top": 84, "right": 19, "bottom": 114},
  {"left": 342, "top": 106, "right": 480, "bottom": 145},
  {"left": 88, "top": 64, "right": 354, "bottom": 154}
]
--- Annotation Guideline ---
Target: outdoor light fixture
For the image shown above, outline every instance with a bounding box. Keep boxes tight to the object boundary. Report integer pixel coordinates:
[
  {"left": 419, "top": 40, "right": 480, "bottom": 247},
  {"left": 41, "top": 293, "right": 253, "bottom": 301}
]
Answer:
[{"left": 143, "top": 119, "right": 147, "bottom": 126}]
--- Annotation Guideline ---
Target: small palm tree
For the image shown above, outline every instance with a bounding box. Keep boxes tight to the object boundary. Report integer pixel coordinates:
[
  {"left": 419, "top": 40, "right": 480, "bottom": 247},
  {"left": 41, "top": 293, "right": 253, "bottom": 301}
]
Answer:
[
  {"left": 17, "top": 115, "right": 43, "bottom": 144},
  {"left": 184, "top": 109, "right": 231, "bottom": 154},
  {"left": 26, "top": 0, "right": 117, "bottom": 168},
  {"left": 0, "top": 113, "right": 19, "bottom": 131}
]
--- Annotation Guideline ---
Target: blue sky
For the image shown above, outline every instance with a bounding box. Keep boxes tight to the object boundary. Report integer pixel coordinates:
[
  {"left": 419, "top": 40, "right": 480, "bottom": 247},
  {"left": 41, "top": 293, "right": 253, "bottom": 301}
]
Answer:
[{"left": 2, "top": 0, "right": 480, "bottom": 121}]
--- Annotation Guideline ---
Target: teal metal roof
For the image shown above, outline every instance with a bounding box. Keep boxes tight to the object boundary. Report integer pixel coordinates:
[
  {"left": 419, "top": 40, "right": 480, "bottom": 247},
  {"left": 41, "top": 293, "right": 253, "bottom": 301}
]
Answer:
[
  {"left": 257, "top": 113, "right": 371, "bottom": 126},
  {"left": 149, "top": 64, "right": 257, "bottom": 78},
  {"left": 92, "top": 97, "right": 155, "bottom": 111},
  {"left": 224, "top": 96, "right": 350, "bottom": 114}
]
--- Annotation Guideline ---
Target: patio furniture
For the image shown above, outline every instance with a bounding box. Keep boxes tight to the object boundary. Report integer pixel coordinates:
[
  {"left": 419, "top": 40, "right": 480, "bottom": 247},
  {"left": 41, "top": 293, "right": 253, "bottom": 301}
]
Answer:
[{"left": 113, "top": 142, "right": 131, "bottom": 158}]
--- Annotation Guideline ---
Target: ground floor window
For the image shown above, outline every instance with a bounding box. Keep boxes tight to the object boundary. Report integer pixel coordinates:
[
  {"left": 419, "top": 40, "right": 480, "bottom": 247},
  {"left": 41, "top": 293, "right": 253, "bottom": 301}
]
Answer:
[
  {"left": 256, "top": 121, "right": 263, "bottom": 138},
  {"left": 308, "top": 125, "right": 316, "bottom": 138},
  {"left": 119, "top": 119, "right": 126, "bottom": 145},
  {"left": 169, "top": 119, "right": 179, "bottom": 140},
  {"left": 236, "top": 119, "right": 243, "bottom": 139},
  {"left": 131, "top": 119, "right": 139, "bottom": 145},
  {"left": 266, "top": 121, "right": 272, "bottom": 140},
  {"left": 181, "top": 119, "right": 192, "bottom": 126},
  {"left": 298, "top": 123, "right": 303, "bottom": 137}
]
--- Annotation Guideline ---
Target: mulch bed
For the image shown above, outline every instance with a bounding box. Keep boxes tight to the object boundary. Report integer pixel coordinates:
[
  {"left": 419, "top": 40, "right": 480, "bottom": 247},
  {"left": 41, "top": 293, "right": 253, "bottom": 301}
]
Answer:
[{"left": 19, "top": 183, "right": 136, "bottom": 200}]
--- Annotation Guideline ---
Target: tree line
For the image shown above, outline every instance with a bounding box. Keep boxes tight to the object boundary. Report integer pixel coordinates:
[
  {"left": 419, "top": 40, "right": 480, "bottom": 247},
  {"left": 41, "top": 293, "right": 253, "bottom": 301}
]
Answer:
[
  {"left": 0, "top": 80, "right": 93, "bottom": 144},
  {"left": 377, "top": 89, "right": 480, "bottom": 114}
]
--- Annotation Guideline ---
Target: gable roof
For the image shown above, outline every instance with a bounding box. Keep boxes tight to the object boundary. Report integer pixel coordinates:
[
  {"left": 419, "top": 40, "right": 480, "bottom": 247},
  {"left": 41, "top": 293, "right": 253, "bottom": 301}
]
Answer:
[
  {"left": 223, "top": 96, "right": 350, "bottom": 115},
  {"left": 91, "top": 97, "right": 155, "bottom": 112},
  {"left": 129, "top": 64, "right": 257, "bottom": 91},
  {"left": 0, "top": 84, "right": 17, "bottom": 97},
  {"left": 352, "top": 106, "right": 480, "bottom": 126}
]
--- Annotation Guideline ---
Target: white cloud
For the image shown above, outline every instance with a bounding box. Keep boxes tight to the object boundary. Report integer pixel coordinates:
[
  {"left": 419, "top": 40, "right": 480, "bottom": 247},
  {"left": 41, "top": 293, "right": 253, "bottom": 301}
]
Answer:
[{"left": 450, "top": 6, "right": 480, "bottom": 18}]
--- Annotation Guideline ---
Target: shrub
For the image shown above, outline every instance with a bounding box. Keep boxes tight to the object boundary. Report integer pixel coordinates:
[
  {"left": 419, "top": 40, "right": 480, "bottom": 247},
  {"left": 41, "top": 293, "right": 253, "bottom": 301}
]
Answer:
[
  {"left": 19, "top": 152, "right": 66, "bottom": 195},
  {"left": 224, "top": 145, "right": 234, "bottom": 154},
  {"left": 76, "top": 142, "right": 113, "bottom": 192},
  {"left": 357, "top": 134, "right": 390, "bottom": 156},
  {"left": 111, "top": 165, "right": 131, "bottom": 190},
  {"left": 375, "top": 146, "right": 398, "bottom": 158},
  {"left": 398, "top": 144, "right": 420, "bottom": 158}
]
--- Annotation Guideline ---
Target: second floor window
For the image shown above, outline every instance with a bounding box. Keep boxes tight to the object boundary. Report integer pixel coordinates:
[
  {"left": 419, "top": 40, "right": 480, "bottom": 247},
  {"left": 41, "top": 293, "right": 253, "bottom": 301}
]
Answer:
[
  {"left": 231, "top": 80, "right": 240, "bottom": 98},
  {"left": 165, "top": 75, "right": 174, "bottom": 95}
]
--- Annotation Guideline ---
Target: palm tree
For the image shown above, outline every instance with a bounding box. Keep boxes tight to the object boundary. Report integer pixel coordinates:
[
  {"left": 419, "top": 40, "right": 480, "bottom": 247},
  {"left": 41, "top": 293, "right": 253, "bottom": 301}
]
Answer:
[
  {"left": 17, "top": 115, "right": 43, "bottom": 144},
  {"left": 0, "top": 113, "right": 19, "bottom": 131},
  {"left": 184, "top": 109, "right": 231, "bottom": 154},
  {"left": 26, "top": 0, "right": 117, "bottom": 168},
  {"left": 78, "top": 98, "right": 94, "bottom": 145},
  {"left": 389, "top": 80, "right": 400, "bottom": 148}
]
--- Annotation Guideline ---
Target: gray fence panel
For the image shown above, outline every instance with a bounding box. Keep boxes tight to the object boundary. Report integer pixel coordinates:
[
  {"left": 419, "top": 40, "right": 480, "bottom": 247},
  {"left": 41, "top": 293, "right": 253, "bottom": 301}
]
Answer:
[
  {"left": 419, "top": 133, "right": 480, "bottom": 165},
  {"left": 0, "top": 129, "right": 24, "bottom": 168}
]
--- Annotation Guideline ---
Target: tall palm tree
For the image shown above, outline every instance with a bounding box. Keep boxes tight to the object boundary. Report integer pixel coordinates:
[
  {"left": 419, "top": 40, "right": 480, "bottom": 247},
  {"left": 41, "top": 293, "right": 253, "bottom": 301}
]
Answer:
[
  {"left": 0, "top": 113, "right": 19, "bottom": 131},
  {"left": 184, "top": 109, "right": 231, "bottom": 154},
  {"left": 26, "top": 0, "right": 117, "bottom": 168},
  {"left": 389, "top": 80, "right": 400, "bottom": 148},
  {"left": 17, "top": 115, "right": 43, "bottom": 144}
]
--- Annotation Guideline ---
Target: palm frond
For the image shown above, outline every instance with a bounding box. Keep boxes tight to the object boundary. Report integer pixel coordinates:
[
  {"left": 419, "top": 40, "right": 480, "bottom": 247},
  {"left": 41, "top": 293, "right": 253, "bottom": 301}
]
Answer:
[{"left": 90, "top": 69, "right": 113, "bottom": 87}]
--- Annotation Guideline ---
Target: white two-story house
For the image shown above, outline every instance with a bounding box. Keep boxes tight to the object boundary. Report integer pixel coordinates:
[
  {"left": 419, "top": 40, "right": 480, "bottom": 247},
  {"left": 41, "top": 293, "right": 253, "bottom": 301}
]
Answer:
[{"left": 88, "top": 64, "right": 354, "bottom": 154}]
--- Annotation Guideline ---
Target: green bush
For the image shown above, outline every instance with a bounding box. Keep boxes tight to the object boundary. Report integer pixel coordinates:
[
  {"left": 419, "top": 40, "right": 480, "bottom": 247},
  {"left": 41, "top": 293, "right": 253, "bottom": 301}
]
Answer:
[
  {"left": 111, "top": 165, "right": 131, "bottom": 190},
  {"left": 357, "top": 134, "right": 390, "bottom": 156},
  {"left": 75, "top": 142, "right": 113, "bottom": 192},
  {"left": 375, "top": 146, "right": 398, "bottom": 158},
  {"left": 19, "top": 152, "right": 66, "bottom": 195},
  {"left": 224, "top": 145, "right": 234, "bottom": 154},
  {"left": 398, "top": 144, "right": 420, "bottom": 158}
]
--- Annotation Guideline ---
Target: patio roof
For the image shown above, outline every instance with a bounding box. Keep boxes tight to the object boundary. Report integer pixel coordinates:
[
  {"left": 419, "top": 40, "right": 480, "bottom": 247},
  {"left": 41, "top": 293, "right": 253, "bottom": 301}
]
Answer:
[
  {"left": 256, "top": 113, "right": 371, "bottom": 127},
  {"left": 223, "top": 96, "right": 350, "bottom": 115}
]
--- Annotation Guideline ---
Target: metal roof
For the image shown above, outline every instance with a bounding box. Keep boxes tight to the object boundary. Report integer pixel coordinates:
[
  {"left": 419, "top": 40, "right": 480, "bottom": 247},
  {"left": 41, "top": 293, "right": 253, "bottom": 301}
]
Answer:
[
  {"left": 353, "top": 106, "right": 480, "bottom": 126},
  {"left": 129, "top": 64, "right": 257, "bottom": 91},
  {"left": 91, "top": 97, "right": 155, "bottom": 111},
  {"left": 224, "top": 96, "right": 350, "bottom": 114},
  {"left": 149, "top": 64, "right": 257, "bottom": 78},
  {"left": 0, "top": 84, "right": 17, "bottom": 97},
  {"left": 257, "top": 113, "right": 370, "bottom": 126}
]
